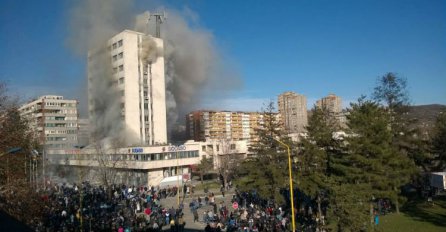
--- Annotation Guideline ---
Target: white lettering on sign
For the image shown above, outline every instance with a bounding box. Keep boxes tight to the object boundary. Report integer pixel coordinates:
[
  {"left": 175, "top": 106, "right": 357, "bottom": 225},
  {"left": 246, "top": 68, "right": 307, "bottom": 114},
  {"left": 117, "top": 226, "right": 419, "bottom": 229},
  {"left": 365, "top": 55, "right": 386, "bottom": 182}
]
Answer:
[{"left": 132, "top": 148, "right": 143, "bottom": 153}]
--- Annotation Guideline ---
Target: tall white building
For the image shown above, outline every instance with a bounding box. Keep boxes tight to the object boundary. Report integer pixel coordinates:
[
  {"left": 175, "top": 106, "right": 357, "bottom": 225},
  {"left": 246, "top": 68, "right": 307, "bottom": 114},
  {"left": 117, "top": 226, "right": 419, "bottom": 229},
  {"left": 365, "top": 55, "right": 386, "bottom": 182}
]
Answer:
[
  {"left": 88, "top": 30, "right": 167, "bottom": 145},
  {"left": 19, "top": 95, "right": 78, "bottom": 149},
  {"left": 278, "top": 91, "right": 308, "bottom": 133}
]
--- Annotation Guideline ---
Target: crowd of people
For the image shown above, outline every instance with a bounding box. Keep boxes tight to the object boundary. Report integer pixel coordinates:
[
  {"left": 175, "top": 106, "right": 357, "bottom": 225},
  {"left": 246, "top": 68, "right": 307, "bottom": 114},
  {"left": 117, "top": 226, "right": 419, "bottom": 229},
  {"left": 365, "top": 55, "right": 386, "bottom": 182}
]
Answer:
[
  {"left": 25, "top": 181, "right": 327, "bottom": 231},
  {"left": 187, "top": 189, "right": 297, "bottom": 232},
  {"left": 31, "top": 182, "right": 186, "bottom": 232}
]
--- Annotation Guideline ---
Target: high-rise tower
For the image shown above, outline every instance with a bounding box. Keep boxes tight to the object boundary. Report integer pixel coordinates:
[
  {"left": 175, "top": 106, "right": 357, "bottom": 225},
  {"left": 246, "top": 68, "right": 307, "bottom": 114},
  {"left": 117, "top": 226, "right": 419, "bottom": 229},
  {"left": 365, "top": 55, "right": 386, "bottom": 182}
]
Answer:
[
  {"left": 316, "top": 94, "right": 342, "bottom": 114},
  {"left": 88, "top": 30, "right": 167, "bottom": 145},
  {"left": 278, "top": 91, "right": 308, "bottom": 133}
]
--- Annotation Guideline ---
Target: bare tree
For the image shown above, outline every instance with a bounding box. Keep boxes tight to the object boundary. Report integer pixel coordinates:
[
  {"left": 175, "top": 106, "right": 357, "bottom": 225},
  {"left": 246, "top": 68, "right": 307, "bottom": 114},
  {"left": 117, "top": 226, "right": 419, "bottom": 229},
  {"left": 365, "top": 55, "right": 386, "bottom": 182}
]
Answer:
[
  {"left": 216, "top": 139, "right": 244, "bottom": 188},
  {"left": 196, "top": 156, "right": 213, "bottom": 185},
  {"left": 91, "top": 136, "right": 126, "bottom": 198}
]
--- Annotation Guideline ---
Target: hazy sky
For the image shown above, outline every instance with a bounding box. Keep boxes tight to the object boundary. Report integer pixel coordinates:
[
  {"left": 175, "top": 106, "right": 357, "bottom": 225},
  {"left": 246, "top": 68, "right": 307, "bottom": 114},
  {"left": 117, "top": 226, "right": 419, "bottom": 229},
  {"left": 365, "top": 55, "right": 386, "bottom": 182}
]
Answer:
[{"left": 1, "top": 0, "right": 445, "bottom": 113}]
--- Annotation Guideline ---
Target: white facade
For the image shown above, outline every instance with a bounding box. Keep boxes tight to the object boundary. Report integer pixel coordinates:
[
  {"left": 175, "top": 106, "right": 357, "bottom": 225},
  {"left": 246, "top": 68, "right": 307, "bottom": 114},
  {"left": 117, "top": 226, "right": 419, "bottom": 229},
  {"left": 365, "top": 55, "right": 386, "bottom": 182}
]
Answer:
[
  {"left": 47, "top": 142, "right": 201, "bottom": 186},
  {"left": 46, "top": 139, "right": 250, "bottom": 186},
  {"left": 19, "top": 95, "right": 78, "bottom": 149},
  {"left": 88, "top": 30, "right": 167, "bottom": 145}
]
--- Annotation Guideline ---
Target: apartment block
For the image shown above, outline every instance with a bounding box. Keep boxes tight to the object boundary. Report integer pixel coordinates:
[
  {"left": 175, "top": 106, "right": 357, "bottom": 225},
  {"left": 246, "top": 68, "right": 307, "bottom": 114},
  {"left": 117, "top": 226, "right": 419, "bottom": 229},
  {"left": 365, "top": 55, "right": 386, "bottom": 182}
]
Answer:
[
  {"left": 19, "top": 95, "right": 78, "bottom": 149},
  {"left": 316, "top": 94, "right": 342, "bottom": 114},
  {"left": 186, "top": 110, "right": 276, "bottom": 144},
  {"left": 278, "top": 91, "right": 308, "bottom": 133}
]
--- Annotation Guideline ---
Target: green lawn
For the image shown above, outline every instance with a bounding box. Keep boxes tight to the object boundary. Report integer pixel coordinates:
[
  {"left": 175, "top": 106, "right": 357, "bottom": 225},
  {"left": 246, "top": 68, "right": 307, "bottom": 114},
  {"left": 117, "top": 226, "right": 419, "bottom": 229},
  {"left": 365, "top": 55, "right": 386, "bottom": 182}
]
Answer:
[{"left": 379, "top": 197, "right": 446, "bottom": 232}]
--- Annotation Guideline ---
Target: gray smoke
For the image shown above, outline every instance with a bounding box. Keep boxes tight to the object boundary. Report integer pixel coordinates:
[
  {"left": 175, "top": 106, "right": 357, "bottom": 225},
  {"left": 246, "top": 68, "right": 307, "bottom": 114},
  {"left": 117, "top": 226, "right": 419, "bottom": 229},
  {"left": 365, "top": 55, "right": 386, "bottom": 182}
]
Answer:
[
  {"left": 66, "top": 0, "right": 136, "bottom": 146},
  {"left": 67, "top": 0, "right": 241, "bottom": 143}
]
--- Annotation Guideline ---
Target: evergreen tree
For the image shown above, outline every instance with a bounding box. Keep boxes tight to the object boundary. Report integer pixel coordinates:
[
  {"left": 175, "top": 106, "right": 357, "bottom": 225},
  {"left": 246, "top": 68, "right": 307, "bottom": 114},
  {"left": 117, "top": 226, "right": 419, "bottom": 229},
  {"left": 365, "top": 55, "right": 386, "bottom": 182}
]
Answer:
[
  {"left": 373, "top": 73, "right": 425, "bottom": 172},
  {"left": 298, "top": 106, "right": 341, "bottom": 226},
  {"left": 236, "top": 101, "right": 290, "bottom": 204},
  {"left": 329, "top": 98, "right": 415, "bottom": 231},
  {"left": 432, "top": 112, "right": 446, "bottom": 170}
]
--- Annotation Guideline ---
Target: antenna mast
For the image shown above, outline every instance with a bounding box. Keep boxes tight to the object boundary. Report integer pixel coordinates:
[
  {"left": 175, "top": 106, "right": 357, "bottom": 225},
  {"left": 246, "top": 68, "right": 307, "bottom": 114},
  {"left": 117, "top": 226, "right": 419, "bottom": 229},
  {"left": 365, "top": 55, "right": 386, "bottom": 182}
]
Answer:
[{"left": 148, "top": 11, "right": 166, "bottom": 38}]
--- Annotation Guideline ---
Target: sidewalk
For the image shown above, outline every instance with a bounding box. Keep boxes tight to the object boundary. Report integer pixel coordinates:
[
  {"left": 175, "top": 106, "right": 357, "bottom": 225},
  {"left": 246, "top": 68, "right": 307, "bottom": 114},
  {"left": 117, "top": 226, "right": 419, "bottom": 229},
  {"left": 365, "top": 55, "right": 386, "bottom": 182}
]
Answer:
[{"left": 158, "top": 185, "right": 237, "bottom": 231}]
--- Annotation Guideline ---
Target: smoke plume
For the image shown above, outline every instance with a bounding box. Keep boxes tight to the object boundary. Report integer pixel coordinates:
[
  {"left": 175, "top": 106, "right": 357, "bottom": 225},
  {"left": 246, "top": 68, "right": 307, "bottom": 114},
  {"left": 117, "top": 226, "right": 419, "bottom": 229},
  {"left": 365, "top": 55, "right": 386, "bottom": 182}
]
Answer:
[{"left": 67, "top": 0, "right": 241, "bottom": 144}]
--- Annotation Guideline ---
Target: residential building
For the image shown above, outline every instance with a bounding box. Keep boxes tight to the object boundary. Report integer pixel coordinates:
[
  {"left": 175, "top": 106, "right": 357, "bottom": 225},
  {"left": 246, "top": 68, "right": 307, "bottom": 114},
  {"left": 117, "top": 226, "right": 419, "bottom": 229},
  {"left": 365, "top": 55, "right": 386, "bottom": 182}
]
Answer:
[
  {"left": 19, "top": 95, "right": 78, "bottom": 149},
  {"left": 77, "top": 118, "right": 90, "bottom": 147},
  {"left": 316, "top": 93, "right": 342, "bottom": 114},
  {"left": 278, "top": 91, "right": 308, "bottom": 133},
  {"left": 88, "top": 30, "right": 167, "bottom": 146},
  {"left": 186, "top": 110, "right": 277, "bottom": 144}
]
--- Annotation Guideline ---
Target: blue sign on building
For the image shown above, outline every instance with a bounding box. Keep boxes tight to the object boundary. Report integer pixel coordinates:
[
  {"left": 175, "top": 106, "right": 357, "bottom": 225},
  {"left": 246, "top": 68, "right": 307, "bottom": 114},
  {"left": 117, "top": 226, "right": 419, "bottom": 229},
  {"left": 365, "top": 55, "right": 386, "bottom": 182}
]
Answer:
[{"left": 132, "top": 148, "right": 143, "bottom": 153}]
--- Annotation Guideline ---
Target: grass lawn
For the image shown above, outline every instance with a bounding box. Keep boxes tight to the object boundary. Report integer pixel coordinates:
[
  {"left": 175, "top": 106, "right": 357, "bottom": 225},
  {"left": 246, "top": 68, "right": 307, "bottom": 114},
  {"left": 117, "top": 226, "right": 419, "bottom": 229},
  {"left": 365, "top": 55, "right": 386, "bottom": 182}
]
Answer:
[{"left": 378, "top": 196, "right": 446, "bottom": 232}]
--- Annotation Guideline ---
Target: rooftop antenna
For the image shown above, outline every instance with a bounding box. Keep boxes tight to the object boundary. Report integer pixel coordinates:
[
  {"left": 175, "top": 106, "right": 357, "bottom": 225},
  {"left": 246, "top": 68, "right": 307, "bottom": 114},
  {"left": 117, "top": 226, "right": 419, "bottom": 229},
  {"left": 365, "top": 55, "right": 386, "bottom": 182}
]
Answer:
[{"left": 148, "top": 11, "right": 166, "bottom": 38}]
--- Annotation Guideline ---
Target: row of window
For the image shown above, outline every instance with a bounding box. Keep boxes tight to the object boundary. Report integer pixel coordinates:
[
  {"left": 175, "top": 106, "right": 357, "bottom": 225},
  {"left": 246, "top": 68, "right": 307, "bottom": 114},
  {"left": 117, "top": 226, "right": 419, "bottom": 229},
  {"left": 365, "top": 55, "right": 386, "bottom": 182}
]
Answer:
[
  {"left": 46, "top": 136, "right": 77, "bottom": 142},
  {"left": 112, "top": 52, "right": 124, "bottom": 61},
  {"left": 112, "top": 40, "right": 123, "bottom": 50},
  {"left": 45, "top": 129, "right": 77, "bottom": 134},
  {"left": 44, "top": 102, "right": 76, "bottom": 107},
  {"left": 67, "top": 151, "right": 199, "bottom": 162},
  {"left": 113, "top": 65, "right": 124, "bottom": 74},
  {"left": 44, "top": 123, "right": 77, "bottom": 127}
]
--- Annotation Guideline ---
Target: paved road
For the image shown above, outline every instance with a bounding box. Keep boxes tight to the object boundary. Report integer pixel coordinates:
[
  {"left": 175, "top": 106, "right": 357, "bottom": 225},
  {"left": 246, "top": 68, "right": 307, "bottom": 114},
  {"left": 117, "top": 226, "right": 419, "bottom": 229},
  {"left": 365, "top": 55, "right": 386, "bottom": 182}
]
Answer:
[{"left": 159, "top": 190, "right": 236, "bottom": 231}]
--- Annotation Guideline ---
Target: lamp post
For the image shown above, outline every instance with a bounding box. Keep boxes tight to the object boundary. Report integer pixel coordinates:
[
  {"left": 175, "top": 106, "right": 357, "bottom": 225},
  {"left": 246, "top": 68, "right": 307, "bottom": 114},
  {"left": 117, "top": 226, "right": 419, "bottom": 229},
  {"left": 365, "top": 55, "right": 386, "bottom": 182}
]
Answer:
[
  {"left": 172, "top": 145, "right": 187, "bottom": 207},
  {"left": 272, "top": 138, "right": 296, "bottom": 232}
]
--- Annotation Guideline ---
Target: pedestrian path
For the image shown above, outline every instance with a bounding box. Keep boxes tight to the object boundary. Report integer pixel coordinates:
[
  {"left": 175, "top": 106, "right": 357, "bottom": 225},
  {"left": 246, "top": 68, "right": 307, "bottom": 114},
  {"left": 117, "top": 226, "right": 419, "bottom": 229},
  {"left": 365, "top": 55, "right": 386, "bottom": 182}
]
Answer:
[{"left": 159, "top": 188, "right": 236, "bottom": 230}]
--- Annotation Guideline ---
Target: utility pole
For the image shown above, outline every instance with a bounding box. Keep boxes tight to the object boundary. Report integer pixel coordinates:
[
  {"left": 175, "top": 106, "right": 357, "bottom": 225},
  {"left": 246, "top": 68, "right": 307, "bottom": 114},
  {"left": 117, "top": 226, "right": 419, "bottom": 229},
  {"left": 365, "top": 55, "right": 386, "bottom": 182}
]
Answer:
[{"left": 148, "top": 11, "right": 166, "bottom": 38}]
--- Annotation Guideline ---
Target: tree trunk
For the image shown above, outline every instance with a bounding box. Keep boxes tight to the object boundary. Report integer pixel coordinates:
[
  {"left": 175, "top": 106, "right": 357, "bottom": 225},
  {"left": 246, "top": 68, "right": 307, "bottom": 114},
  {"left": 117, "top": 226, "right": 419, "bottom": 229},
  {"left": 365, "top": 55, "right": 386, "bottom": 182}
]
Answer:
[
  {"left": 200, "top": 172, "right": 204, "bottom": 184},
  {"left": 394, "top": 186, "right": 400, "bottom": 214},
  {"left": 370, "top": 202, "right": 374, "bottom": 225},
  {"left": 318, "top": 195, "right": 324, "bottom": 225},
  {"left": 395, "top": 197, "right": 400, "bottom": 214}
]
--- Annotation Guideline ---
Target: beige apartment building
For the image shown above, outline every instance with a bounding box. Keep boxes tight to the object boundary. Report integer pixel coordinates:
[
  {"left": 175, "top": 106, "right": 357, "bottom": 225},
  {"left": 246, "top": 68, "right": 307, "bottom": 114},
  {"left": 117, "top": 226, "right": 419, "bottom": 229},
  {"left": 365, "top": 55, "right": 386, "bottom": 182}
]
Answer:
[
  {"left": 19, "top": 95, "right": 78, "bottom": 149},
  {"left": 186, "top": 110, "right": 277, "bottom": 144},
  {"left": 316, "top": 93, "right": 342, "bottom": 114},
  {"left": 278, "top": 91, "right": 308, "bottom": 133}
]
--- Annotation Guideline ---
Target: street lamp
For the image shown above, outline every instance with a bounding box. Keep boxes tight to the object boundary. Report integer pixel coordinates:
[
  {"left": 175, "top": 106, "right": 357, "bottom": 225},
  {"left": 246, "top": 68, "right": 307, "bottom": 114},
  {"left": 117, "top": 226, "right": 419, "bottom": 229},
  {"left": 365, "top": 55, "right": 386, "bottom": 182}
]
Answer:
[
  {"left": 271, "top": 138, "right": 296, "bottom": 232},
  {"left": 171, "top": 145, "right": 186, "bottom": 207}
]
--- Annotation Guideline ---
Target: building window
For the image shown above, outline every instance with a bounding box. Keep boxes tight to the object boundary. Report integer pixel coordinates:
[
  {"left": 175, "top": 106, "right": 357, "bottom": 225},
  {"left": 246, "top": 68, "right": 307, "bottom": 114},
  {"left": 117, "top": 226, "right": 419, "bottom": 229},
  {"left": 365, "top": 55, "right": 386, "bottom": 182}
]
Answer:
[
  {"left": 144, "top": 103, "right": 148, "bottom": 109},
  {"left": 112, "top": 43, "right": 117, "bottom": 49},
  {"left": 119, "top": 77, "right": 124, "bottom": 84},
  {"left": 118, "top": 40, "right": 123, "bottom": 47},
  {"left": 230, "top": 144, "right": 236, "bottom": 150},
  {"left": 144, "top": 116, "right": 149, "bottom": 121},
  {"left": 118, "top": 65, "right": 124, "bottom": 72},
  {"left": 143, "top": 91, "right": 147, "bottom": 97},
  {"left": 113, "top": 67, "right": 117, "bottom": 74},
  {"left": 112, "top": 55, "right": 117, "bottom": 61},
  {"left": 118, "top": 52, "right": 123, "bottom": 59}
]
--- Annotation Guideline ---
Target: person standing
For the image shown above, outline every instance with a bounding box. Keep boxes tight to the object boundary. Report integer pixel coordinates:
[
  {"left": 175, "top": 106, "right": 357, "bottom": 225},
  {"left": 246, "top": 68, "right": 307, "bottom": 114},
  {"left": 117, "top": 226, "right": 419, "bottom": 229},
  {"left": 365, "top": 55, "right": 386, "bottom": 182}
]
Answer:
[
  {"left": 178, "top": 216, "right": 185, "bottom": 232},
  {"left": 220, "top": 185, "right": 225, "bottom": 197},
  {"left": 193, "top": 208, "right": 199, "bottom": 223}
]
